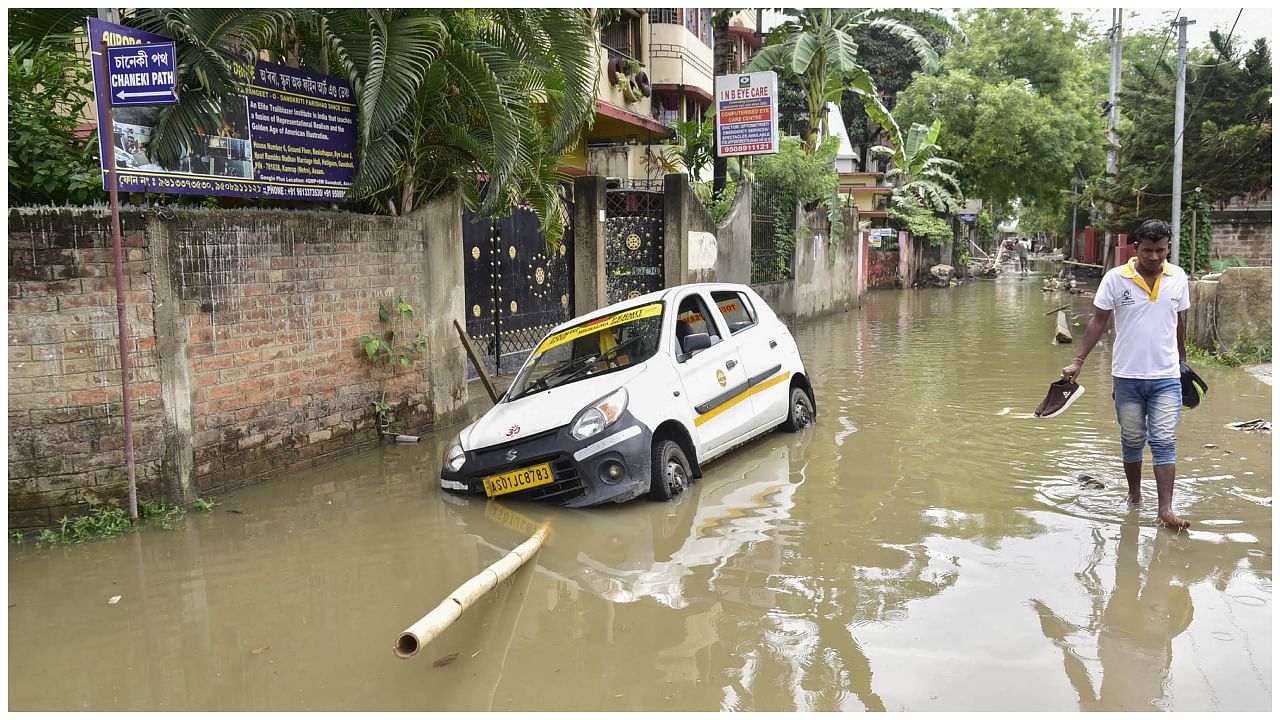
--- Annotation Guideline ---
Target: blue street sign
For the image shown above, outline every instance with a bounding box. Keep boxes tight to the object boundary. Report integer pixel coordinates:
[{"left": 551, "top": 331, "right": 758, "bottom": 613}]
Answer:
[{"left": 106, "top": 42, "right": 177, "bottom": 106}]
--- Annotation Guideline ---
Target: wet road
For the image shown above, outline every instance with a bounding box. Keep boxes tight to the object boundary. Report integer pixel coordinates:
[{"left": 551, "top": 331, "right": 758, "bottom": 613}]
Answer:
[{"left": 8, "top": 272, "right": 1272, "bottom": 711}]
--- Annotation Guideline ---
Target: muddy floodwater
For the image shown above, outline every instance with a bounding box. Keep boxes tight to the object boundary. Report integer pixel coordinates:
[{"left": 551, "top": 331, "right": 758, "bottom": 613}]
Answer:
[{"left": 8, "top": 273, "right": 1272, "bottom": 711}]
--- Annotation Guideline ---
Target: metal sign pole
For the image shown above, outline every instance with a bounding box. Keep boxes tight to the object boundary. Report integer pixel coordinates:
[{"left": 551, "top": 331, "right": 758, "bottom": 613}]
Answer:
[{"left": 99, "top": 40, "right": 140, "bottom": 523}]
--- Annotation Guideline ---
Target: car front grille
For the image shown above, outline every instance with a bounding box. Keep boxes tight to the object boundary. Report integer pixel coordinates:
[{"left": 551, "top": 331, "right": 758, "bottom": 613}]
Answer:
[{"left": 471, "top": 434, "right": 586, "bottom": 504}]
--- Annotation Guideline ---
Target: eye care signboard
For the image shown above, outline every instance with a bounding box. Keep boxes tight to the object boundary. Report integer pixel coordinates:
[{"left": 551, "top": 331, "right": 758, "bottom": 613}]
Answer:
[
  {"left": 87, "top": 17, "right": 357, "bottom": 201},
  {"left": 714, "top": 71, "right": 778, "bottom": 157}
]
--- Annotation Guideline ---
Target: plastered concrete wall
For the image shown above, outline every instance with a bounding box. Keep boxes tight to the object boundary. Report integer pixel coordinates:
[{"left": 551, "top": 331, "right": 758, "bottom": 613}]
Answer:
[
  {"left": 753, "top": 206, "right": 861, "bottom": 322},
  {"left": 8, "top": 199, "right": 467, "bottom": 527},
  {"left": 1185, "top": 266, "right": 1272, "bottom": 353},
  {"left": 662, "top": 173, "right": 751, "bottom": 286}
]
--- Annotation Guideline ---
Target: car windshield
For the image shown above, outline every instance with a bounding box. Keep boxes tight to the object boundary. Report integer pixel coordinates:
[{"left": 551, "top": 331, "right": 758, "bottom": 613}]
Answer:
[{"left": 507, "top": 302, "right": 664, "bottom": 400}]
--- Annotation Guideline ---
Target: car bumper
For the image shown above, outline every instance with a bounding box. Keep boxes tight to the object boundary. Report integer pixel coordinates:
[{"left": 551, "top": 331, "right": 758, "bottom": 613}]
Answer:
[{"left": 440, "top": 412, "right": 653, "bottom": 507}]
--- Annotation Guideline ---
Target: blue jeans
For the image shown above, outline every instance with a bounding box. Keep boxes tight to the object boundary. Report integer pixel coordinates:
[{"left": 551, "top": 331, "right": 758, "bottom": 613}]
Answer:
[{"left": 1113, "top": 377, "right": 1182, "bottom": 465}]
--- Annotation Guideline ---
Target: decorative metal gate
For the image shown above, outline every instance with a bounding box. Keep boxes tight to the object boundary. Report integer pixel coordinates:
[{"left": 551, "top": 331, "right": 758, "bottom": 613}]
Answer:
[
  {"left": 605, "top": 185, "right": 664, "bottom": 303},
  {"left": 463, "top": 197, "right": 574, "bottom": 376}
]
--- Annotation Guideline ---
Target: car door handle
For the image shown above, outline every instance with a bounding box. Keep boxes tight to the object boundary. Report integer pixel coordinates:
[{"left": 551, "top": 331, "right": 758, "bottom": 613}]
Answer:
[
  {"left": 769, "top": 340, "right": 778, "bottom": 349},
  {"left": 725, "top": 359, "right": 737, "bottom": 370}
]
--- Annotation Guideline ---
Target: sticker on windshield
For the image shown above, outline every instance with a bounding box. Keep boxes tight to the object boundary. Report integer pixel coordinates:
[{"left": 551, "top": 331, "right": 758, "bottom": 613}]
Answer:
[{"left": 535, "top": 303, "right": 662, "bottom": 356}]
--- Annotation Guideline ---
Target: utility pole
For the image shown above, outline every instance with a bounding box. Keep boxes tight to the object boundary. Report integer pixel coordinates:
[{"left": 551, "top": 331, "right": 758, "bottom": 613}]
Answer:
[
  {"left": 1171, "top": 16, "right": 1194, "bottom": 264},
  {"left": 1103, "top": 9, "right": 1122, "bottom": 269}
]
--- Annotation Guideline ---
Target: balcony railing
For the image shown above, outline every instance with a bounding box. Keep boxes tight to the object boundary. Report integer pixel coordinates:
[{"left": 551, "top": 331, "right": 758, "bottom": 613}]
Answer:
[{"left": 650, "top": 8, "right": 679, "bottom": 25}]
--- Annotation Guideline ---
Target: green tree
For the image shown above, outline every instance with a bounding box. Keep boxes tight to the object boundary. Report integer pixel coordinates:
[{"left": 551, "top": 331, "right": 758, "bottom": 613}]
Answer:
[
  {"left": 894, "top": 9, "right": 1106, "bottom": 220},
  {"left": 837, "top": 11, "right": 958, "bottom": 171},
  {"left": 8, "top": 39, "right": 105, "bottom": 205},
  {"left": 746, "top": 8, "right": 958, "bottom": 154},
  {"left": 1093, "top": 32, "right": 1271, "bottom": 241},
  {"left": 304, "top": 9, "right": 597, "bottom": 242}
]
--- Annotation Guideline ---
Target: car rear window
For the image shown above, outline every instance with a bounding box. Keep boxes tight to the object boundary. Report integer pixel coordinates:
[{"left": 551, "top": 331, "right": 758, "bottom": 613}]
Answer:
[{"left": 711, "top": 291, "right": 756, "bottom": 334}]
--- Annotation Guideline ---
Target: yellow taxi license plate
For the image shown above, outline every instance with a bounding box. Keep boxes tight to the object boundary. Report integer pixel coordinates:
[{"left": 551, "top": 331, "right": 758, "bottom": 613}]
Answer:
[{"left": 483, "top": 462, "right": 554, "bottom": 497}]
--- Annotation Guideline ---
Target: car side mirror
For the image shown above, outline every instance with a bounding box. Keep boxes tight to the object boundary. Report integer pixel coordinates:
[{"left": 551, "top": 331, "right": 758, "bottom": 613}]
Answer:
[{"left": 682, "top": 332, "right": 711, "bottom": 356}]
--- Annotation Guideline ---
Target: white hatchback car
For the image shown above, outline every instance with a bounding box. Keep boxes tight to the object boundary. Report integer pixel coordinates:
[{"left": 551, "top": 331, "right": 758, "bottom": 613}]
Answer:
[{"left": 440, "top": 283, "right": 816, "bottom": 506}]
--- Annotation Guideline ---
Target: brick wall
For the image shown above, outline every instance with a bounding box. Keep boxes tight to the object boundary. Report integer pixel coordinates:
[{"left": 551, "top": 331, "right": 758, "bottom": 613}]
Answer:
[
  {"left": 8, "top": 210, "right": 165, "bottom": 527},
  {"left": 1210, "top": 200, "right": 1271, "bottom": 266},
  {"left": 8, "top": 200, "right": 467, "bottom": 528}
]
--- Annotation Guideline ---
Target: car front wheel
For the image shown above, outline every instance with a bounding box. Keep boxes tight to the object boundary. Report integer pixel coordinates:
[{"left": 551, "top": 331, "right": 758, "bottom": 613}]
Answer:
[
  {"left": 649, "top": 438, "right": 691, "bottom": 501},
  {"left": 782, "top": 386, "right": 815, "bottom": 432}
]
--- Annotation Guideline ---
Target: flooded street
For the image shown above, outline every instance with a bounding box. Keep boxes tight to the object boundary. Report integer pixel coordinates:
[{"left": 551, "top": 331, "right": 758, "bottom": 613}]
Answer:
[{"left": 8, "top": 273, "right": 1272, "bottom": 711}]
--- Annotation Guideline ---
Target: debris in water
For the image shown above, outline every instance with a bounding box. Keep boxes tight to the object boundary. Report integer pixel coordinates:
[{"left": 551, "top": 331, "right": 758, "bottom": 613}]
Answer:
[
  {"left": 251, "top": 646, "right": 271, "bottom": 655},
  {"left": 1227, "top": 419, "right": 1270, "bottom": 433},
  {"left": 1203, "top": 443, "right": 1218, "bottom": 449},
  {"left": 1080, "top": 479, "right": 1105, "bottom": 490},
  {"left": 433, "top": 653, "right": 459, "bottom": 667},
  {"left": 108, "top": 596, "right": 121, "bottom": 605},
  {"left": 997, "top": 407, "right": 1011, "bottom": 416},
  {"left": 226, "top": 509, "right": 243, "bottom": 514}
]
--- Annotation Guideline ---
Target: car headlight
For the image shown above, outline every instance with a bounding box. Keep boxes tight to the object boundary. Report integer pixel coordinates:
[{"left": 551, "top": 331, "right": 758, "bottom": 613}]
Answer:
[
  {"left": 570, "top": 388, "right": 628, "bottom": 441},
  {"left": 442, "top": 437, "right": 466, "bottom": 473}
]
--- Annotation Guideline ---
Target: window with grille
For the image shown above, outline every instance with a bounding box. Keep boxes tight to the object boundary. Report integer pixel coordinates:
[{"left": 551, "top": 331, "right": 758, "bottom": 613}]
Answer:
[
  {"left": 601, "top": 14, "right": 642, "bottom": 61},
  {"left": 651, "top": 8, "right": 679, "bottom": 25}
]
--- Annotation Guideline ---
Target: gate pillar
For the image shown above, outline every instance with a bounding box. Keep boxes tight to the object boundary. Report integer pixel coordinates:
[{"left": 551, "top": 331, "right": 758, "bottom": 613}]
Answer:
[
  {"left": 573, "top": 175, "right": 608, "bottom": 316},
  {"left": 663, "top": 173, "right": 692, "bottom": 288}
]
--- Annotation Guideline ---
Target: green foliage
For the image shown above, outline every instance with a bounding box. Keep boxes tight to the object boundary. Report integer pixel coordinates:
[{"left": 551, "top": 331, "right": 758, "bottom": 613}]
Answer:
[
  {"left": 888, "top": 199, "right": 953, "bottom": 245},
  {"left": 140, "top": 499, "right": 187, "bottom": 530},
  {"left": 1188, "top": 335, "right": 1271, "bottom": 367},
  {"left": 872, "top": 118, "right": 964, "bottom": 213},
  {"left": 1093, "top": 32, "right": 1271, "bottom": 232},
  {"left": 671, "top": 114, "right": 716, "bottom": 181},
  {"left": 1209, "top": 256, "right": 1248, "bottom": 273},
  {"left": 1180, "top": 194, "right": 1214, "bottom": 275},
  {"left": 308, "top": 8, "right": 597, "bottom": 244},
  {"left": 754, "top": 136, "right": 844, "bottom": 264},
  {"left": 692, "top": 178, "right": 738, "bottom": 224},
  {"left": 10, "top": 529, "right": 26, "bottom": 544},
  {"left": 893, "top": 9, "right": 1106, "bottom": 214},
  {"left": 190, "top": 497, "right": 216, "bottom": 513},
  {"left": 837, "top": 10, "right": 960, "bottom": 169},
  {"left": 7, "top": 39, "right": 105, "bottom": 206},
  {"left": 37, "top": 495, "right": 135, "bottom": 545},
  {"left": 976, "top": 209, "right": 994, "bottom": 247},
  {"left": 358, "top": 294, "right": 427, "bottom": 425},
  {"left": 748, "top": 9, "right": 958, "bottom": 153},
  {"left": 359, "top": 296, "right": 427, "bottom": 369}
]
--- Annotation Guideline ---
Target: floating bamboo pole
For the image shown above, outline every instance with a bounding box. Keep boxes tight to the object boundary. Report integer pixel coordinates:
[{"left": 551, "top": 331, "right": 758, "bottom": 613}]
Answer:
[{"left": 394, "top": 524, "right": 549, "bottom": 659}]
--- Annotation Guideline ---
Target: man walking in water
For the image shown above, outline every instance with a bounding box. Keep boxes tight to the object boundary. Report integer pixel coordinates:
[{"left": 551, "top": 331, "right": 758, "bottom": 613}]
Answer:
[
  {"left": 1062, "top": 219, "right": 1191, "bottom": 529},
  {"left": 1018, "top": 236, "right": 1032, "bottom": 274}
]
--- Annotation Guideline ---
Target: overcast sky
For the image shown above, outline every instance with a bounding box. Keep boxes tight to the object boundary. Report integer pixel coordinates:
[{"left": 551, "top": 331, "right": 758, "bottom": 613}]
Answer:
[{"left": 759, "top": 6, "right": 1273, "bottom": 51}]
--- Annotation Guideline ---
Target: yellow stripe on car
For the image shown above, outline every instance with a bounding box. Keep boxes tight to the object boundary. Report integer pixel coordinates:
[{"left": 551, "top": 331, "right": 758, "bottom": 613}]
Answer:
[{"left": 694, "top": 372, "right": 791, "bottom": 427}]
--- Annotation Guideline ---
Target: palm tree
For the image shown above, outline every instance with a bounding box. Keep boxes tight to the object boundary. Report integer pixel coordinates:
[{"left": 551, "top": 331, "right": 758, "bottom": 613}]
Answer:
[
  {"left": 307, "top": 9, "right": 597, "bottom": 242},
  {"left": 871, "top": 119, "right": 963, "bottom": 213},
  {"left": 9, "top": 8, "right": 289, "bottom": 172},
  {"left": 744, "top": 8, "right": 960, "bottom": 154}
]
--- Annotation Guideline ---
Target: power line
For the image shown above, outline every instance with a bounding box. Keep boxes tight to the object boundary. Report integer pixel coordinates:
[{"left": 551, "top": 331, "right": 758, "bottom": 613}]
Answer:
[{"left": 1133, "top": 10, "right": 1243, "bottom": 188}]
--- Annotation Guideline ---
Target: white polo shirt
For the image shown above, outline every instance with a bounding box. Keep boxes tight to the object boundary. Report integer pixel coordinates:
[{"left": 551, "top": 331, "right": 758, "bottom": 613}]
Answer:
[{"left": 1094, "top": 259, "right": 1190, "bottom": 379}]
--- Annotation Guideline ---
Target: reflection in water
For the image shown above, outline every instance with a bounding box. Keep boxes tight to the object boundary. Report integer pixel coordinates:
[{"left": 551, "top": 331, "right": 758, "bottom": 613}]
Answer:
[
  {"left": 1032, "top": 523, "right": 1193, "bottom": 710},
  {"left": 7, "top": 277, "right": 1270, "bottom": 711}
]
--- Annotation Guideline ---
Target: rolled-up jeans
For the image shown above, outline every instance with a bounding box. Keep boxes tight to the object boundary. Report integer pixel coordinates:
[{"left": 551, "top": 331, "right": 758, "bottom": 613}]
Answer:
[{"left": 1113, "top": 377, "right": 1183, "bottom": 465}]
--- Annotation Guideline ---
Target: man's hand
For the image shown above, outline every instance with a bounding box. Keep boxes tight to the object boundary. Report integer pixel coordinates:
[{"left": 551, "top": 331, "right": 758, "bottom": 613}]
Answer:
[{"left": 1062, "top": 358, "right": 1083, "bottom": 382}]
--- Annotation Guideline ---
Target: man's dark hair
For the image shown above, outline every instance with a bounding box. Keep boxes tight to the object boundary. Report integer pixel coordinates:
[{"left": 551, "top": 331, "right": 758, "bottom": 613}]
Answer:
[{"left": 1134, "top": 219, "right": 1172, "bottom": 244}]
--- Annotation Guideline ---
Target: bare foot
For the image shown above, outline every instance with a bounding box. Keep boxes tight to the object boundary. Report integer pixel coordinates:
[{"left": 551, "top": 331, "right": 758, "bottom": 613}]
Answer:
[
  {"left": 1157, "top": 510, "right": 1191, "bottom": 529},
  {"left": 1126, "top": 493, "right": 1142, "bottom": 505}
]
